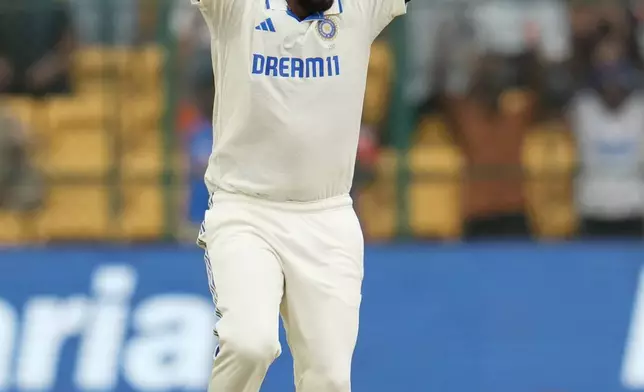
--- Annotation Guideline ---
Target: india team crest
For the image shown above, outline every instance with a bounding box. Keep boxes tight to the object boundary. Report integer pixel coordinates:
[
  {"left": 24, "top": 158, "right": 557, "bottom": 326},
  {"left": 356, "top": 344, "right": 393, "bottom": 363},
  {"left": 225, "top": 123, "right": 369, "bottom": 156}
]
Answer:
[{"left": 317, "top": 17, "right": 339, "bottom": 40}]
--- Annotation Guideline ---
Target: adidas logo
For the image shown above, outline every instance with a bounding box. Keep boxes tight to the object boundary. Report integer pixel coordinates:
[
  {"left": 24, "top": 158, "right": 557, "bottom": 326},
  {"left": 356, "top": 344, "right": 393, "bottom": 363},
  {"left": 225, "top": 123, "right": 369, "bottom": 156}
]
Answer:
[{"left": 255, "top": 18, "right": 276, "bottom": 32}]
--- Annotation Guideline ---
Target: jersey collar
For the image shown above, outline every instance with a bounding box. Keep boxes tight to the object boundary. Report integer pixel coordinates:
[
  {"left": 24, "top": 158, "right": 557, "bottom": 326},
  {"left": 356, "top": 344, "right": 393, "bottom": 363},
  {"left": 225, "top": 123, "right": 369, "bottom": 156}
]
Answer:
[{"left": 265, "top": 0, "right": 343, "bottom": 19}]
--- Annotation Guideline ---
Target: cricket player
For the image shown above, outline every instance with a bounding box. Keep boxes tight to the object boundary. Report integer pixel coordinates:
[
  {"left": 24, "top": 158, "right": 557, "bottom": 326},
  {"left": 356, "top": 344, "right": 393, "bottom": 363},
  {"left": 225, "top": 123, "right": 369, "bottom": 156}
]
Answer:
[{"left": 193, "top": 0, "right": 407, "bottom": 389}]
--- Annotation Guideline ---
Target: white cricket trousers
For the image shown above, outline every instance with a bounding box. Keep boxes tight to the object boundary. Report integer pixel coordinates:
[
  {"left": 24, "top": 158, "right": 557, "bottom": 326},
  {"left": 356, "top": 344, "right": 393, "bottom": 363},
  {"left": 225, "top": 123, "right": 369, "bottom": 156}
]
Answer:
[{"left": 200, "top": 191, "right": 364, "bottom": 392}]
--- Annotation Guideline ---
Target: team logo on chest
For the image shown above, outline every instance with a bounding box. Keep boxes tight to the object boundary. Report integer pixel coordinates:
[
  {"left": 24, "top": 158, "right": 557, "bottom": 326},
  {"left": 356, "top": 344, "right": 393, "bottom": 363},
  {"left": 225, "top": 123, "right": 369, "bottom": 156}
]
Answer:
[{"left": 317, "top": 16, "right": 339, "bottom": 40}]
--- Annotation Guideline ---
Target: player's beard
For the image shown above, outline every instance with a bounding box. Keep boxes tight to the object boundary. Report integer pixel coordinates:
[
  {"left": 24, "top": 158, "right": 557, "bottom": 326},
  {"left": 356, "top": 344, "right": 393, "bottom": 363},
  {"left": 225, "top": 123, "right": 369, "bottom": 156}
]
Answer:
[{"left": 298, "top": 0, "right": 334, "bottom": 14}]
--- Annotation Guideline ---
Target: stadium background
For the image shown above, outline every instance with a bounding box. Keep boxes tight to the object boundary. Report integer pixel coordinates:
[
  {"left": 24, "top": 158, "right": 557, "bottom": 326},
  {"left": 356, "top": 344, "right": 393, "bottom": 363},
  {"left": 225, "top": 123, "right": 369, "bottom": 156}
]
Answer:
[{"left": 0, "top": 0, "right": 643, "bottom": 391}]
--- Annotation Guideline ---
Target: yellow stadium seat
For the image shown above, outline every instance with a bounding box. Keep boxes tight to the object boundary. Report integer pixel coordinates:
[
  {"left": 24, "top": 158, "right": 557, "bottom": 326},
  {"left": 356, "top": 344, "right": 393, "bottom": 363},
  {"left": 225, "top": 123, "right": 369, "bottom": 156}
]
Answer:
[
  {"left": 375, "top": 148, "right": 398, "bottom": 178},
  {"left": 121, "top": 130, "right": 163, "bottom": 179},
  {"left": 36, "top": 185, "right": 111, "bottom": 240},
  {"left": 523, "top": 125, "right": 577, "bottom": 238},
  {"left": 74, "top": 46, "right": 162, "bottom": 91},
  {"left": 35, "top": 129, "right": 113, "bottom": 177},
  {"left": 0, "top": 97, "right": 49, "bottom": 133},
  {"left": 369, "top": 41, "right": 394, "bottom": 82},
  {"left": 119, "top": 94, "right": 163, "bottom": 133},
  {"left": 363, "top": 80, "right": 384, "bottom": 125},
  {"left": 409, "top": 182, "right": 462, "bottom": 239},
  {"left": 0, "top": 211, "right": 24, "bottom": 244},
  {"left": 139, "top": 46, "right": 164, "bottom": 73},
  {"left": 74, "top": 47, "right": 137, "bottom": 78},
  {"left": 1, "top": 96, "right": 32, "bottom": 123},
  {"left": 39, "top": 130, "right": 111, "bottom": 176},
  {"left": 46, "top": 96, "right": 109, "bottom": 130},
  {"left": 73, "top": 79, "right": 115, "bottom": 95},
  {"left": 130, "top": 46, "right": 164, "bottom": 91},
  {"left": 358, "top": 180, "right": 397, "bottom": 241},
  {"left": 416, "top": 115, "right": 452, "bottom": 145},
  {"left": 408, "top": 145, "right": 464, "bottom": 175},
  {"left": 73, "top": 46, "right": 163, "bottom": 94},
  {"left": 357, "top": 149, "right": 398, "bottom": 240},
  {"left": 408, "top": 145, "right": 464, "bottom": 239},
  {"left": 363, "top": 41, "right": 393, "bottom": 126},
  {"left": 120, "top": 185, "right": 164, "bottom": 240},
  {"left": 523, "top": 126, "right": 576, "bottom": 175}
]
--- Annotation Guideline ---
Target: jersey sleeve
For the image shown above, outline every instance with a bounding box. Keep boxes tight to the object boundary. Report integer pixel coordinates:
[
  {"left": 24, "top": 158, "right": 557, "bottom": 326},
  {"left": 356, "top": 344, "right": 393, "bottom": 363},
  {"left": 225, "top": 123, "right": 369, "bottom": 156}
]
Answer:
[
  {"left": 354, "top": 0, "right": 408, "bottom": 41},
  {"left": 191, "top": 0, "right": 234, "bottom": 37}
]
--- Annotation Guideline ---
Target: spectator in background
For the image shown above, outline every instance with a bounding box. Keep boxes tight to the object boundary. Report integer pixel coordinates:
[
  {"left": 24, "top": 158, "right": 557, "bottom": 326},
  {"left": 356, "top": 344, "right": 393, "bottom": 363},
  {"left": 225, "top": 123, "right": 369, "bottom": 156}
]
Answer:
[
  {"left": 449, "top": 52, "right": 537, "bottom": 240},
  {"left": 571, "top": 1, "right": 644, "bottom": 87},
  {"left": 433, "top": 0, "right": 569, "bottom": 240},
  {"left": 0, "top": 0, "right": 74, "bottom": 96},
  {"left": 568, "top": 35, "right": 644, "bottom": 238},
  {"left": 0, "top": 108, "right": 42, "bottom": 211},
  {"left": 570, "top": 0, "right": 605, "bottom": 82}
]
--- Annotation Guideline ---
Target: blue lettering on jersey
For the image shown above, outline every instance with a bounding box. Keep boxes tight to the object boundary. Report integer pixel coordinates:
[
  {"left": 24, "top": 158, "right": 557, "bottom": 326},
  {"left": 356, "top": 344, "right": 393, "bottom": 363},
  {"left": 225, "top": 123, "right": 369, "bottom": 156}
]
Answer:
[{"left": 252, "top": 54, "right": 341, "bottom": 78}]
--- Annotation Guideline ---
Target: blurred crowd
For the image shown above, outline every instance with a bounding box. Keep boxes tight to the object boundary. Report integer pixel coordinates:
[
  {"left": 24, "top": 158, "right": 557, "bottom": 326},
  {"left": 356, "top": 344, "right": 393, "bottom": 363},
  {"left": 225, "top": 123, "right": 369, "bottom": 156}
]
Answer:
[
  {"left": 0, "top": 0, "right": 643, "bottom": 243},
  {"left": 358, "top": 0, "right": 644, "bottom": 241}
]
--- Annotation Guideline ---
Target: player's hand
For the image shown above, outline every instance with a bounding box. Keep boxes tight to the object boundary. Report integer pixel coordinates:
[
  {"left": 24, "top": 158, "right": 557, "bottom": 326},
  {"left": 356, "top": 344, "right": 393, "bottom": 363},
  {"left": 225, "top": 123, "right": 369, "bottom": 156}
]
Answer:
[{"left": 0, "top": 58, "right": 13, "bottom": 91}]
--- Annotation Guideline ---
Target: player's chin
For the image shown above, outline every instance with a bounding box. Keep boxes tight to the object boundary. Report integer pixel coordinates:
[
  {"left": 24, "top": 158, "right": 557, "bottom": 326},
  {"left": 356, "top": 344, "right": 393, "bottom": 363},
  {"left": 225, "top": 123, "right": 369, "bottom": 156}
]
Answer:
[{"left": 300, "top": 0, "right": 334, "bottom": 14}]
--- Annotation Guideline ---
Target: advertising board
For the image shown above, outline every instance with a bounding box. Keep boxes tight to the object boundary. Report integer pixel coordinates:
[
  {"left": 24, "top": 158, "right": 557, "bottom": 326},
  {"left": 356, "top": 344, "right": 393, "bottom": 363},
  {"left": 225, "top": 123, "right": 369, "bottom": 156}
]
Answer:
[{"left": 0, "top": 243, "right": 642, "bottom": 391}]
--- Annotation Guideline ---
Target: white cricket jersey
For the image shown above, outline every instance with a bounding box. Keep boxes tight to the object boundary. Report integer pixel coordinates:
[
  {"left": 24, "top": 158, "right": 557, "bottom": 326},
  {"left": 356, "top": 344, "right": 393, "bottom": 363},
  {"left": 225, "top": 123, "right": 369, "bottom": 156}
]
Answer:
[
  {"left": 192, "top": 0, "right": 406, "bottom": 202},
  {"left": 570, "top": 91, "right": 644, "bottom": 218}
]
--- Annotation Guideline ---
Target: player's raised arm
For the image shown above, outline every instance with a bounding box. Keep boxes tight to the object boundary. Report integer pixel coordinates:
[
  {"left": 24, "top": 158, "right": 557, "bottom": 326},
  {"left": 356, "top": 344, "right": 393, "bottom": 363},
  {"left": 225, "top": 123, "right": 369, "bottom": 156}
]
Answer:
[{"left": 354, "top": 0, "right": 409, "bottom": 41}]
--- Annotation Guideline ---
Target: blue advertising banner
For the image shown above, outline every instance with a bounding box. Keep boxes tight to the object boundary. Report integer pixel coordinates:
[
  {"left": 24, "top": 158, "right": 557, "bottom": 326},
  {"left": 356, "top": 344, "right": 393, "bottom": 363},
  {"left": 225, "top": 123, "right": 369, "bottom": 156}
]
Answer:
[{"left": 0, "top": 243, "right": 643, "bottom": 392}]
